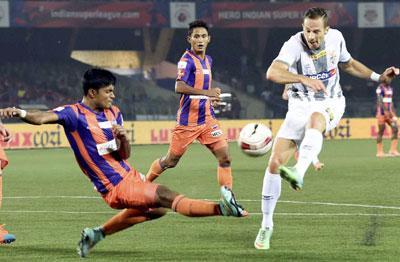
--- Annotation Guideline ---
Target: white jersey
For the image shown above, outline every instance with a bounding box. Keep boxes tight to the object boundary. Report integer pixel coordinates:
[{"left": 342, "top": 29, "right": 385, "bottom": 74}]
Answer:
[{"left": 275, "top": 28, "right": 352, "bottom": 101}]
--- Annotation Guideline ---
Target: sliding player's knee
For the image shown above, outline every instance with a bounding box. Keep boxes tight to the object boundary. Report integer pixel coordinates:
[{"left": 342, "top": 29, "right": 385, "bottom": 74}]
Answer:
[
  {"left": 155, "top": 185, "right": 178, "bottom": 208},
  {"left": 163, "top": 156, "right": 180, "bottom": 169},
  {"left": 147, "top": 208, "right": 167, "bottom": 220}
]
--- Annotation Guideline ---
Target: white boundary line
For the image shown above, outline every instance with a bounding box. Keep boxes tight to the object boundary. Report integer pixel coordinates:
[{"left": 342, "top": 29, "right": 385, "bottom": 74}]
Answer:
[
  {"left": 3, "top": 196, "right": 400, "bottom": 211},
  {"left": 0, "top": 210, "right": 399, "bottom": 217}
]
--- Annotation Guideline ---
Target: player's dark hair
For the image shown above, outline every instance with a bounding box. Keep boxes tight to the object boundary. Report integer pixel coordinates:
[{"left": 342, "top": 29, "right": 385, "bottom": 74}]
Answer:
[
  {"left": 82, "top": 68, "right": 116, "bottom": 95},
  {"left": 188, "top": 20, "right": 209, "bottom": 36},
  {"left": 303, "top": 7, "right": 329, "bottom": 27}
]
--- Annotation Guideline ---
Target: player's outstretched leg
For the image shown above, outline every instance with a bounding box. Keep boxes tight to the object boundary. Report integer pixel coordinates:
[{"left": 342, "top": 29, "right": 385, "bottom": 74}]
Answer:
[
  {"left": 254, "top": 228, "right": 273, "bottom": 250},
  {"left": 77, "top": 227, "right": 105, "bottom": 258},
  {"left": 219, "top": 186, "right": 248, "bottom": 217},
  {"left": 278, "top": 166, "right": 303, "bottom": 191},
  {"left": 0, "top": 224, "right": 15, "bottom": 244}
]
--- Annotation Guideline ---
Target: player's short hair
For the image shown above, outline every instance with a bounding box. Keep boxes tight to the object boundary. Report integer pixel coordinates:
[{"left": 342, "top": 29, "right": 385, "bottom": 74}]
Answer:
[
  {"left": 303, "top": 7, "right": 329, "bottom": 27},
  {"left": 82, "top": 68, "right": 116, "bottom": 95},
  {"left": 188, "top": 20, "right": 209, "bottom": 36}
]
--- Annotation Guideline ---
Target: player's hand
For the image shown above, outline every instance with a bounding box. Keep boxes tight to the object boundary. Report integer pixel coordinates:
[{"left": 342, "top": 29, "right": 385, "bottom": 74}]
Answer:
[
  {"left": 112, "top": 125, "right": 128, "bottom": 141},
  {"left": 0, "top": 126, "right": 12, "bottom": 143},
  {"left": 0, "top": 107, "right": 23, "bottom": 119},
  {"left": 211, "top": 99, "right": 219, "bottom": 107},
  {"left": 207, "top": 88, "right": 221, "bottom": 98},
  {"left": 300, "top": 77, "right": 326, "bottom": 93},
  {"left": 380, "top": 66, "right": 400, "bottom": 84}
]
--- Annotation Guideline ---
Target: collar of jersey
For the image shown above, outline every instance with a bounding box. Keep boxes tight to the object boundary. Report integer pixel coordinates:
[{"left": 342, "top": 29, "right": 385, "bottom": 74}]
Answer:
[
  {"left": 187, "top": 48, "right": 206, "bottom": 62},
  {"left": 79, "top": 102, "right": 105, "bottom": 116}
]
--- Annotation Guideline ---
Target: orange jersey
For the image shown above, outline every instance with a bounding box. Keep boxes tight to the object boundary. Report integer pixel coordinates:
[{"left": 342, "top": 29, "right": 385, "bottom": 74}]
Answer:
[
  {"left": 176, "top": 49, "right": 216, "bottom": 126},
  {"left": 53, "top": 103, "right": 131, "bottom": 195}
]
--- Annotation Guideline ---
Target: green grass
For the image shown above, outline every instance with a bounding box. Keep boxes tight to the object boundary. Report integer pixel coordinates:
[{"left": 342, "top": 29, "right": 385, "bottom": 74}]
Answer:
[{"left": 1, "top": 139, "right": 400, "bottom": 261}]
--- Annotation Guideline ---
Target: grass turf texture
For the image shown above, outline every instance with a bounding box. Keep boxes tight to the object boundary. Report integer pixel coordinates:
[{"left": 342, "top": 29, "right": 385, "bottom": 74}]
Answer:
[{"left": 1, "top": 139, "right": 399, "bottom": 261}]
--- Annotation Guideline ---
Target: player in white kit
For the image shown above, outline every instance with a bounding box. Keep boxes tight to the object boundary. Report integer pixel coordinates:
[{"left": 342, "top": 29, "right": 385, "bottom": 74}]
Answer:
[{"left": 254, "top": 7, "right": 399, "bottom": 250}]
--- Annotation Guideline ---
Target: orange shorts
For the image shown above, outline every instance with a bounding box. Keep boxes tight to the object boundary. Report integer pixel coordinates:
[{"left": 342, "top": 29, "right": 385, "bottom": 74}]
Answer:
[
  {"left": 377, "top": 113, "right": 397, "bottom": 125},
  {"left": 169, "top": 119, "right": 228, "bottom": 156},
  {"left": 0, "top": 147, "right": 8, "bottom": 170},
  {"left": 102, "top": 169, "right": 159, "bottom": 210}
]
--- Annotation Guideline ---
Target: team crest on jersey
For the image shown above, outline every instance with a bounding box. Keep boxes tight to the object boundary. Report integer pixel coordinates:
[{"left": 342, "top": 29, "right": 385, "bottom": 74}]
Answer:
[{"left": 326, "top": 50, "right": 337, "bottom": 65}]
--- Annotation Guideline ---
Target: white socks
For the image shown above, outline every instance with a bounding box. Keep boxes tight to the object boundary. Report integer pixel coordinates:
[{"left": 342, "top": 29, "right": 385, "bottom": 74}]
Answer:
[
  {"left": 261, "top": 170, "right": 281, "bottom": 229},
  {"left": 295, "top": 128, "right": 323, "bottom": 178}
]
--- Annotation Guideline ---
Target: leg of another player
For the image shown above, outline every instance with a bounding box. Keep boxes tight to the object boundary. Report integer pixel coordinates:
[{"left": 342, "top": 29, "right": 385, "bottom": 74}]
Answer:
[
  {"left": 146, "top": 150, "right": 182, "bottom": 182},
  {"left": 0, "top": 163, "right": 16, "bottom": 244},
  {"left": 208, "top": 144, "right": 233, "bottom": 189},
  {"left": 389, "top": 120, "right": 400, "bottom": 156},
  {"left": 294, "top": 112, "right": 325, "bottom": 179},
  {"left": 376, "top": 123, "right": 386, "bottom": 157},
  {"left": 255, "top": 138, "right": 296, "bottom": 250}
]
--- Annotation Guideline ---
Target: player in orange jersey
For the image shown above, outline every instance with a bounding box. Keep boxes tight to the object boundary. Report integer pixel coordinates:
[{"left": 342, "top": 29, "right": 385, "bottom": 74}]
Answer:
[
  {"left": 146, "top": 20, "right": 236, "bottom": 194},
  {"left": 0, "top": 68, "right": 247, "bottom": 257},
  {"left": 0, "top": 121, "right": 16, "bottom": 244},
  {"left": 375, "top": 80, "right": 400, "bottom": 157}
]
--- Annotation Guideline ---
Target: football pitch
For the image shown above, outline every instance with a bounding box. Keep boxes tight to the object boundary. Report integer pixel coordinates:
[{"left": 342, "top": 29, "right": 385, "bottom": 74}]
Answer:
[{"left": 1, "top": 139, "right": 399, "bottom": 261}]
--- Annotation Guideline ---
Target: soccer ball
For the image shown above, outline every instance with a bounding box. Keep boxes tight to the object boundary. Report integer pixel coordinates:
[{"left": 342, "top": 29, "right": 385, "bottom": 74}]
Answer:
[{"left": 237, "top": 123, "right": 273, "bottom": 157}]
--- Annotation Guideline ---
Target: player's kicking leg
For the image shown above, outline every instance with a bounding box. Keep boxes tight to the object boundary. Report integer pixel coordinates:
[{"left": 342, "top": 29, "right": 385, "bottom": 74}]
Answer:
[{"left": 280, "top": 113, "right": 325, "bottom": 190}]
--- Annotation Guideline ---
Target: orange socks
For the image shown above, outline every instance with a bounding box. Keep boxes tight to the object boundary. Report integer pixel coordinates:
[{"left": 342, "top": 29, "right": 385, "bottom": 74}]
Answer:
[
  {"left": 217, "top": 166, "right": 233, "bottom": 189},
  {"left": 146, "top": 159, "right": 164, "bottom": 182},
  {"left": 172, "top": 195, "right": 221, "bottom": 217}
]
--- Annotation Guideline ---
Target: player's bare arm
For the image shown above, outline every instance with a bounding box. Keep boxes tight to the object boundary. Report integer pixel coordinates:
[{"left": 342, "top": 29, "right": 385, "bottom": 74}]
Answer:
[
  {"left": 0, "top": 107, "right": 59, "bottom": 125},
  {"left": 175, "top": 80, "right": 221, "bottom": 99},
  {"left": 282, "top": 85, "right": 289, "bottom": 100},
  {"left": 112, "top": 124, "right": 130, "bottom": 160},
  {"left": 340, "top": 59, "right": 399, "bottom": 83},
  {"left": 266, "top": 60, "right": 326, "bottom": 93}
]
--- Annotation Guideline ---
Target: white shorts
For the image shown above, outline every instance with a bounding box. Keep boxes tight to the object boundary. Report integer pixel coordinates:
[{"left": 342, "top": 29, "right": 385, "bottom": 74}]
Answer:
[{"left": 276, "top": 96, "right": 346, "bottom": 143}]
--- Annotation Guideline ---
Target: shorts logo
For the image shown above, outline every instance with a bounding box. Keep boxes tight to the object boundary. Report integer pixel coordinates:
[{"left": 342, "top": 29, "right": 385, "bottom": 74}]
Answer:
[{"left": 211, "top": 129, "right": 222, "bottom": 137}]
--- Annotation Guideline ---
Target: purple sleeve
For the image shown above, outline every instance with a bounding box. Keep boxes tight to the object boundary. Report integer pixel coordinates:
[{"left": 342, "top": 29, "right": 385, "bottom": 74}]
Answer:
[
  {"left": 176, "top": 58, "right": 194, "bottom": 84},
  {"left": 53, "top": 106, "right": 78, "bottom": 131}
]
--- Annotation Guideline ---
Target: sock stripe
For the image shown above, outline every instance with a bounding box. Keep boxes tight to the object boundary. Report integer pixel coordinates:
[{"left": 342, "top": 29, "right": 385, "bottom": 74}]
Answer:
[{"left": 171, "top": 195, "right": 185, "bottom": 212}]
